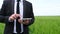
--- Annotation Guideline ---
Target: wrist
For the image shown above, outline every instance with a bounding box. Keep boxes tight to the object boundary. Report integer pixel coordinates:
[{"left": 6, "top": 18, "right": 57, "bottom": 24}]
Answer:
[{"left": 23, "top": 21, "right": 29, "bottom": 25}]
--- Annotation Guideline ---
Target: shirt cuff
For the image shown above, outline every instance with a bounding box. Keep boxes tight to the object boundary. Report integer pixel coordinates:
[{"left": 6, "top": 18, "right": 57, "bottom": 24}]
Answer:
[{"left": 8, "top": 18, "right": 13, "bottom": 22}]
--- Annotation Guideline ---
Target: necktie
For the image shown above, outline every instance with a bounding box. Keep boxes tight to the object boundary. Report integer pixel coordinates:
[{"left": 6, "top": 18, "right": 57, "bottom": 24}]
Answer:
[{"left": 17, "top": 1, "right": 19, "bottom": 14}]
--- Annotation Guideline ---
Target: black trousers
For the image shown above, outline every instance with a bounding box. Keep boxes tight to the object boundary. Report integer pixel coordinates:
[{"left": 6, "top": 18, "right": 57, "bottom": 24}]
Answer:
[
  {"left": 4, "top": 32, "right": 29, "bottom": 34},
  {"left": 5, "top": 31, "right": 29, "bottom": 34},
  {"left": 13, "top": 33, "right": 29, "bottom": 34},
  {"left": 13, "top": 32, "right": 29, "bottom": 34}
]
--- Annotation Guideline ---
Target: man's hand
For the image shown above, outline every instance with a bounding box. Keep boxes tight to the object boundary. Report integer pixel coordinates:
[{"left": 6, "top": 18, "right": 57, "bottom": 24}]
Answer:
[
  {"left": 18, "top": 19, "right": 30, "bottom": 25},
  {"left": 9, "top": 14, "right": 20, "bottom": 22}
]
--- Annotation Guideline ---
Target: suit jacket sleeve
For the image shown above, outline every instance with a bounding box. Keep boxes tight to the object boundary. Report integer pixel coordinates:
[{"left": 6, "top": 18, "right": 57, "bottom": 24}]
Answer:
[
  {"left": 24, "top": 3, "right": 35, "bottom": 26},
  {"left": 0, "top": 1, "right": 11, "bottom": 23}
]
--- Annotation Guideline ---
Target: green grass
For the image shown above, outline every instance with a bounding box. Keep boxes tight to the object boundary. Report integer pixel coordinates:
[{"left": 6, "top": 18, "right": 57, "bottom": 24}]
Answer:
[
  {"left": 0, "top": 16, "right": 60, "bottom": 34},
  {"left": 0, "top": 23, "right": 5, "bottom": 34},
  {"left": 29, "top": 16, "right": 60, "bottom": 34}
]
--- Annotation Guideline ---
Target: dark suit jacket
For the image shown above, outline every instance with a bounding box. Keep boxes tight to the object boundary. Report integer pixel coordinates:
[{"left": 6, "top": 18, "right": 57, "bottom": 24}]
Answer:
[{"left": 0, "top": 0, "right": 34, "bottom": 34}]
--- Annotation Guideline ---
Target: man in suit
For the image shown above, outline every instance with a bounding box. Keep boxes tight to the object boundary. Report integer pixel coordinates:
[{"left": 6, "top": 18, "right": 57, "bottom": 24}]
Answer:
[{"left": 0, "top": 0, "right": 34, "bottom": 34}]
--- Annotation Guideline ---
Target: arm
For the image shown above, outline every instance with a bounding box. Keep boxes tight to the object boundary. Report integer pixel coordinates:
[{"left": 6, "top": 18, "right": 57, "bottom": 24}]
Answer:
[
  {"left": 0, "top": 1, "right": 11, "bottom": 23},
  {"left": 18, "top": 3, "right": 35, "bottom": 26},
  {"left": 24, "top": 3, "right": 35, "bottom": 26}
]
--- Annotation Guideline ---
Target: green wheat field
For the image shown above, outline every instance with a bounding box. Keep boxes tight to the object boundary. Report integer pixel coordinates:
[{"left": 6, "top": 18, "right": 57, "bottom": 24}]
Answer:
[{"left": 0, "top": 16, "right": 60, "bottom": 34}]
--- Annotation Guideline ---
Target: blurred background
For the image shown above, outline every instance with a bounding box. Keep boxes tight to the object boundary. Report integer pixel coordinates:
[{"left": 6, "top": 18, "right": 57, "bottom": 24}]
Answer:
[{"left": 0, "top": 0, "right": 60, "bottom": 34}]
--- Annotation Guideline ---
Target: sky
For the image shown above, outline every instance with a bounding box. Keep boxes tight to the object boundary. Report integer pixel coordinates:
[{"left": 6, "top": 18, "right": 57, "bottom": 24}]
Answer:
[{"left": 0, "top": 0, "right": 60, "bottom": 16}]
